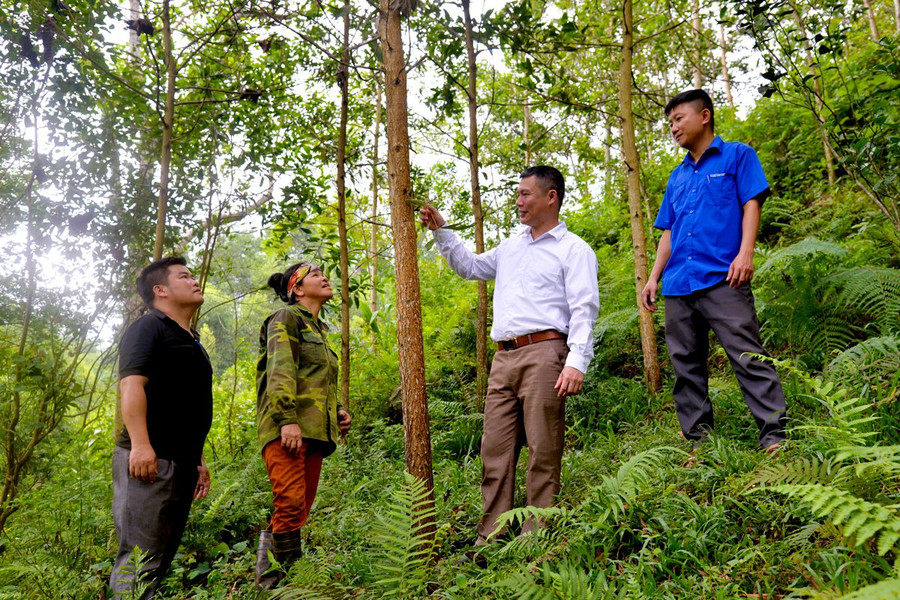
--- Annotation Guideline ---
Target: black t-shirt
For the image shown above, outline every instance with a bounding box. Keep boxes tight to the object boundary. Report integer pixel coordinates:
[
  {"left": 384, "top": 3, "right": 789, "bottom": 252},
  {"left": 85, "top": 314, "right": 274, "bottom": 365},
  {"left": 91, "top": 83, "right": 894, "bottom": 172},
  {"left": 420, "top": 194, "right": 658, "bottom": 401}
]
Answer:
[{"left": 116, "top": 308, "right": 213, "bottom": 467}]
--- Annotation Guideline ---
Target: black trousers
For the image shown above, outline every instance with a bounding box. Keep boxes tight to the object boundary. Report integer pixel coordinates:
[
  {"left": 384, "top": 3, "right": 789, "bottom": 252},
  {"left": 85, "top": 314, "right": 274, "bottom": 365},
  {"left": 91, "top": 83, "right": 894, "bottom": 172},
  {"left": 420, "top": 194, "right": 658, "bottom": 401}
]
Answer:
[
  {"left": 110, "top": 446, "right": 198, "bottom": 600},
  {"left": 664, "top": 281, "right": 786, "bottom": 447}
]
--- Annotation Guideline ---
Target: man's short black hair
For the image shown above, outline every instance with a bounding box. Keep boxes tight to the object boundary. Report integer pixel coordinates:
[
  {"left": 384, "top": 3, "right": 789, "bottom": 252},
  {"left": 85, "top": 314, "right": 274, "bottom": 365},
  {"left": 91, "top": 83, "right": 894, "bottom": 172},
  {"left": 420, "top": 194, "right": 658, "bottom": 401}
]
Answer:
[
  {"left": 665, "top": 89, "right": 715, "bottom": 132},
  {"left": 136, "top": 256, "right": 186, "bottom": 308},
  {"left": 520, "top": 165, "right": 566, "bottom": 207}
]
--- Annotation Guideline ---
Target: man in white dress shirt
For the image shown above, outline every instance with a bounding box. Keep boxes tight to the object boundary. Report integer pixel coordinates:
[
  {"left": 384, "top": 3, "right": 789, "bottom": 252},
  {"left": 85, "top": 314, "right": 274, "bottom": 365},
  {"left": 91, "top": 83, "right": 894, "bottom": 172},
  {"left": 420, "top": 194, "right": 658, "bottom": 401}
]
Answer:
[{"left": 420, "top": 165, "right": 599, "bottom": 543}]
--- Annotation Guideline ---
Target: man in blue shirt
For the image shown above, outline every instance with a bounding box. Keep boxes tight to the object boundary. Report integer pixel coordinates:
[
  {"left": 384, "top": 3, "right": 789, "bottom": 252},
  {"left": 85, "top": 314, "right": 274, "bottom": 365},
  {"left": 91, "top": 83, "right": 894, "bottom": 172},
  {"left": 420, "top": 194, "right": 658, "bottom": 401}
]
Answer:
[{"left": 640, "top": 89, "right": 786, "bottom": 451}]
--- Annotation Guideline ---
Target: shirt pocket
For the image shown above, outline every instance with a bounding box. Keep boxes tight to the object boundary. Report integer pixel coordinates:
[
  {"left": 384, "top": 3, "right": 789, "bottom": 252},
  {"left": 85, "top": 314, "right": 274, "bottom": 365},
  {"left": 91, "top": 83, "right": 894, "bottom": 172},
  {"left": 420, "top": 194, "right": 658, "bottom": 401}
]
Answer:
[
  {"left": 669, "top": 182, "right": 688, "bottom": 214},
  {"left": 704, "top": 172, "right": 737, "bottom": 204},
  {"left": 300, "top": 330, "right": 329, "bottom": 365}
]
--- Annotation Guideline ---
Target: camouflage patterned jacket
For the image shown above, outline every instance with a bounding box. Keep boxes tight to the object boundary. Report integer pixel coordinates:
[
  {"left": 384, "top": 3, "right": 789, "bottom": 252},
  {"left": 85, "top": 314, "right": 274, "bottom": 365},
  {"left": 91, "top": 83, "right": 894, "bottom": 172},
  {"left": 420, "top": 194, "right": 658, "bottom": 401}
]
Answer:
[{"left": 256, "top": 303, "right": 341, "bottom": 455}]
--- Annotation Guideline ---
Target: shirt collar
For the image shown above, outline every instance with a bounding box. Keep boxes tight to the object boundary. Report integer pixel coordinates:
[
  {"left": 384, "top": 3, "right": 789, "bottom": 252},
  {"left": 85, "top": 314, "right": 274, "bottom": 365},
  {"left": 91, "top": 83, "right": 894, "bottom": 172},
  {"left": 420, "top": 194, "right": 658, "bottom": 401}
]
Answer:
[
  {"left": 290, "top": 303, "right": 329, "bottom": 331},
  {"left": 682, "top": 135, "right": 723, "bottom": 166},
  {"left": 149, "top": 307, "right": 201, "bottom": 340},
  {"left": 523, "top": 221, "right": 568, "bottom": 241}
]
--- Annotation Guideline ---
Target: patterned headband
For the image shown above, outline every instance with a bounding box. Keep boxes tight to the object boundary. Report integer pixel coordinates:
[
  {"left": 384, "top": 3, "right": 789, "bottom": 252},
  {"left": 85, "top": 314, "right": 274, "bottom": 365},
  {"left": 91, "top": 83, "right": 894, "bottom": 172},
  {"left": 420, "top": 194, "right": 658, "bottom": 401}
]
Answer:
[{"left": 286, "top": 264, "right": 312, "bottom": 297}]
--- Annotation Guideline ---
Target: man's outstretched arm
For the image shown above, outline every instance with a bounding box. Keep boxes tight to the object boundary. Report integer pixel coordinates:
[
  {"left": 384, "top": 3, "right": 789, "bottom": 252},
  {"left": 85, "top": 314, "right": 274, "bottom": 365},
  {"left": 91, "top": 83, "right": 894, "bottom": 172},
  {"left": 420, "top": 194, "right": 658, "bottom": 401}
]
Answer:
[{"left": 420, "top": 204, "right": 498, "bottom": 281}]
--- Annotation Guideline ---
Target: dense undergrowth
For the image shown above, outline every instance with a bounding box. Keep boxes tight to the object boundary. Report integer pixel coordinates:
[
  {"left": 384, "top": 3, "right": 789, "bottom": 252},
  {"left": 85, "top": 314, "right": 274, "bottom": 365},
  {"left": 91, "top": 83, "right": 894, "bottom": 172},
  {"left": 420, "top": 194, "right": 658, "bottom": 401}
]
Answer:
[
  {"left": 3, "top": 32, "right": 900, "bottom": 599},
  {"left": 1, "top": 331, "right": 898, "bottom": 599}
]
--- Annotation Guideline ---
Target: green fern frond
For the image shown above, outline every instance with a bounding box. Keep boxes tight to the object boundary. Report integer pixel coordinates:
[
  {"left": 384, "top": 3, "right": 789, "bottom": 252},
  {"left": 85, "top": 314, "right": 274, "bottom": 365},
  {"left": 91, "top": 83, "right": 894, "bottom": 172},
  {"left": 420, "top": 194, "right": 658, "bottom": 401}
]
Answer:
[
  {"left": 761, "top": 484, "right": 900, "bottom": 555},
  {"left": 371, "top": 472, "right": 442, "bottom": 599},
  {"left": 784, "top": 522, "right": 822, "bottom": 549},
  {"left": 594, "top": 308, "right": 639, "bottom": 340},
  {"left": 832, "top": 267, "right": 900, "bottom": 335},
  {"left": 768, "top": 358, "right": 878, "bottom": 445},
  {"left": 828, "top": 576, "right": 900, "bottom": 599},
  {"left": 751, "top": 456, "right": 848, "bottom": 487},
  {"left": 272, "top": 561, "right": 352, "bottom": 600},
  {"left": 580, "top": 447, "right": 682, "bottom": 524},
  {"left": 501, "top": 561, "right": 625, "bottom": 600},
  {"left": 428, "top": 399, "right": 465, "bottom": 419},
  {"left": 828, "top": 336, "right": 900, "bottom": 384},
  {"left": 499, "top": 571, "right": 558, "bottom": 600},
  {"left": 488, "top": 505, "right": 567, "bottom": 541},
  {"left": 756, "top": 238, "right": 847, "bottom": 276},
  {"left": 833, "top": 446, "right": 900, "bottom": 479},
  {"left": 272, "top": 585, "right": 345, "bottom": 600}
]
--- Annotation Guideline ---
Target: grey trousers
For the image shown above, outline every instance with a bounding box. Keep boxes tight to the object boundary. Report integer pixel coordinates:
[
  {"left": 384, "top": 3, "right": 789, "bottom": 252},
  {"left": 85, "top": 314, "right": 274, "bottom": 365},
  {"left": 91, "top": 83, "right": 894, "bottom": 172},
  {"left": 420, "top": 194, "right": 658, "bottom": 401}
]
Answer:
[
  {"left": 478, "top": 338, "right": 568, "bottom": 541},
  {"left": 109, "top": 446, "right": 197, "bottom": 600},
  {"left": 664, "top": 282, "right": 786, "bottom": 447}
]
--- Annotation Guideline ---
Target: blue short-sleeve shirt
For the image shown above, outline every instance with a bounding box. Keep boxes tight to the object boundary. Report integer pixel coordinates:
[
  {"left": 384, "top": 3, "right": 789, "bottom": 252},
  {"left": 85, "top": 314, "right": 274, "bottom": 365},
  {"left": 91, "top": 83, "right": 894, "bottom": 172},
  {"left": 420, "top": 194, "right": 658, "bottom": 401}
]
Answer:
[{"left": 654, "top": 136, "right": 770, "bottom": 296}]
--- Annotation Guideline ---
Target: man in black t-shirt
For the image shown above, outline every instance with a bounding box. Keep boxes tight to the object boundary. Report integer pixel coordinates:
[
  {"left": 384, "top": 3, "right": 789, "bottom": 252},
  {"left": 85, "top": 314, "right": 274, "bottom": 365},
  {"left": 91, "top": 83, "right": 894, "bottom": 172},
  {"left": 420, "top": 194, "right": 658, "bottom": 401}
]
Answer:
[{"left": 109, "top": 256, "right": 213, "bottom": 600}]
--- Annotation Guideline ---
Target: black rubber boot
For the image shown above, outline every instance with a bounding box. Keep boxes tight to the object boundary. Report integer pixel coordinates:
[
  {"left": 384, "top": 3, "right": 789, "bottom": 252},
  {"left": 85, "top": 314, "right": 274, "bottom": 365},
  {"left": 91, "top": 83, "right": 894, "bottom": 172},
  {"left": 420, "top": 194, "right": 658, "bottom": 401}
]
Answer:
[
  {"left": 254, "top": 529, "right": 282, "bottom": 589},
  {"left": 272, "top": 529, "right": 304, "bottom": 576}
]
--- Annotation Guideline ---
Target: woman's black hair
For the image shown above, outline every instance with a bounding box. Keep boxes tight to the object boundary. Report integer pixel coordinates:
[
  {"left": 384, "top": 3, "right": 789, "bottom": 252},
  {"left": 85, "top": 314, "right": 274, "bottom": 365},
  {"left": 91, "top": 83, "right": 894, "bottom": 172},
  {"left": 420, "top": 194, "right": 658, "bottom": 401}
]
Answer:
[{"left": 266, "top": 262, "right": 310, "bottom": 304}]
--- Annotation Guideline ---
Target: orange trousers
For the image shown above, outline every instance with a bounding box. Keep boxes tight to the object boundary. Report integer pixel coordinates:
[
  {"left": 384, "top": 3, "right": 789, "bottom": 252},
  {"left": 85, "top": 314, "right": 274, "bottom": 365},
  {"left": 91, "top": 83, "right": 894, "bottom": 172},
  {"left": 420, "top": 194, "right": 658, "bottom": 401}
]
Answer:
[{"left": 262, "top": 441, "right": 324, "bottom": 533}]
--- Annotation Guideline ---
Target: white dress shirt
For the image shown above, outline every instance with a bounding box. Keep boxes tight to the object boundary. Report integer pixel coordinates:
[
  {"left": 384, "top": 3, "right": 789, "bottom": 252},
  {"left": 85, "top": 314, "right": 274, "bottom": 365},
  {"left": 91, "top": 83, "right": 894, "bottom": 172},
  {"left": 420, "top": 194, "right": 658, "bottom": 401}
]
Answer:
[{"left": 432, "top": 222, "right": 600, "bottom": 373}]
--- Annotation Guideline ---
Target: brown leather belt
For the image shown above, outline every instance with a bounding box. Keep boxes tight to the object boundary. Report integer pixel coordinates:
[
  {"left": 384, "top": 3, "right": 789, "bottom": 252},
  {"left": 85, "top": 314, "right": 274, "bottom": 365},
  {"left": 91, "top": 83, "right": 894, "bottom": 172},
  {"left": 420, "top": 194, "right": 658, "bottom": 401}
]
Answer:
[{"left": 497, "top": 329, "right": 566, "bottom": 351}]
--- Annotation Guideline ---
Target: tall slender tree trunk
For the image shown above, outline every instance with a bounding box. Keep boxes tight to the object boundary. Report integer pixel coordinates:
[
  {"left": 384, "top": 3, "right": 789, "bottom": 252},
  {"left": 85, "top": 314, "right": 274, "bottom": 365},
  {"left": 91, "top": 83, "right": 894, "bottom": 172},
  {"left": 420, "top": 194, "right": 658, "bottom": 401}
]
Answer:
[
  {"left": 894, "top": 0, "right": 900, "bottom": 32},
  {"left": 718, "top": 20, "right": 734, "bottom": 108},
  {"left": 128, "top": 0, "right": 140, "bottom": 59},
  {"left": 127, "top": 0, "right": 156, "bottom": 270},
  {"left": 791, "top": 4, "right": 836, "bottom": 188},
  {"left": 862, "top": 0, "right": 880, "bottom": 38},
  {"left": 337, "top": 0, "right": 352, "bottom": 411},
  {"left": 378, "top": 0, "right": 435, "bottom": 495},
  {"left": 620, "top": 0, "right": 662, "bottom": 392},
  {"left": 1, "top": 170, "right": 37, "bottom": 534},
  {"left": 462, "top": 0, "right": 488, "bottom": 409},
  {"left": 370, "top": 78, "right": 382, "bottom": 315},
  {"left": 692, "top": 0, "right": 703, "bottom": 89},
  {"left": 153, "top": 0, "right": 176, "bottom": 261},
  {"left": 524, "top": 97, "right": 531, "bottom": 165}
]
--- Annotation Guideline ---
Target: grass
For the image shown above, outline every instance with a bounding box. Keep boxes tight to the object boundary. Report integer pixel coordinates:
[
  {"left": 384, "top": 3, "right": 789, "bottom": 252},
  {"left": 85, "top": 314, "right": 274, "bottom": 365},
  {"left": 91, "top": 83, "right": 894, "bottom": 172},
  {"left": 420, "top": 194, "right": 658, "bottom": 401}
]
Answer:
[{"left": 0, "top": 368, "right": 897, "bottom": 599}]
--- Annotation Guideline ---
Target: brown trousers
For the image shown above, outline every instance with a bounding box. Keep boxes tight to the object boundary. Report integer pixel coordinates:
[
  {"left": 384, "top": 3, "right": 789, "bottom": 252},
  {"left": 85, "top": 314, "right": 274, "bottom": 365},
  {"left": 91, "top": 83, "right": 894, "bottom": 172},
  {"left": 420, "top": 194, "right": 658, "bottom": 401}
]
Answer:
[
  {"left": 263, "top": 441, "right": 325, "bottom": 533},
  {"left": 477, "top": 338, "right": 568, "bottom": 541}
]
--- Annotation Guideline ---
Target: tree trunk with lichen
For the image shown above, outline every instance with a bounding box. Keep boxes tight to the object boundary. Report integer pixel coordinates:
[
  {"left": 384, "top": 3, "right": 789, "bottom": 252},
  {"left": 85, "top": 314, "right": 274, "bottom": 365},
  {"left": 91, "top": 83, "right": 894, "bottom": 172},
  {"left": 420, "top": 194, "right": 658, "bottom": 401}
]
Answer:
[
  {"left": 462, "top": 0, "right": 488, "bottom": 409},
  {"left": 620, "top": 0, "right": 662, "bottom": 392},
  {"left": 378, "top": 0, "right": 435, "bottom": 497},
  {"left": 153, "top": 0, "right": 176, "bottom": 261},
  {"left": 337, "top": 0, "right": 352, "bottom": 411}
]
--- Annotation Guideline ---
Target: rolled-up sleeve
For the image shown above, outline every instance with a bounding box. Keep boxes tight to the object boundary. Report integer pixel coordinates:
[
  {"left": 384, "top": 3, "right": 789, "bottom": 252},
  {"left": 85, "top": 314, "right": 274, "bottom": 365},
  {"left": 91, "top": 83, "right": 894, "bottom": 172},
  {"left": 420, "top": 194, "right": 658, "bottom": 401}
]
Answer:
[
  {"left": 563, "top": 244, "right": 600, "bottom": 373},
  {"left": 433, "top": 227, "right": 499, "bottom": 281}
]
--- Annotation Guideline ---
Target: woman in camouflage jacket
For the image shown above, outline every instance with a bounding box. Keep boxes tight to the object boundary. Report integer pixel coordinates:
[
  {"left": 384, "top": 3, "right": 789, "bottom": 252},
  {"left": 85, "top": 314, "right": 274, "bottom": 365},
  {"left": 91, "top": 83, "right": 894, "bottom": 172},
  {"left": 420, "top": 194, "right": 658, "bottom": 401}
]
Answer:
[{"left": 254, "top": 262, "right": 351, "bottom": 588}]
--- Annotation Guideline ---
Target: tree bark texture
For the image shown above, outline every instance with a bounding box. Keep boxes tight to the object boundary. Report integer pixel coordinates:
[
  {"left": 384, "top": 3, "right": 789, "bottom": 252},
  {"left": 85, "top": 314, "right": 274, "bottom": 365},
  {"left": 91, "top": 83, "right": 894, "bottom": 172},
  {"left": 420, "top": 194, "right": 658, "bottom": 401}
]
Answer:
[
  {"left": 378, "top": 0, "right": 435, "bottom": 492},
  {"left": 862, "top": 0, "right": 880, "bottom": 39},
  {"left": 692, "top": 0, "right": 703, "bottom": 89},
  {"left": 337, "top": 0, "right": 352, "bottom": 411},
  {"left": 718, "top": 21, "right": 734, "bottom": 108},
  {"left": 524, "top": 97, "right": 531, "bottom": 166},
  {"left": 128, "top": 0, "right": 140, "bottom": 59},
  {"left": 620, "top": 0, "right": 662, "bottom": 392},
  {"left": 462, "top": 0, "right": 489, "bottom": 408},
  {"left": 153, "top": 0, "right": 176, "bottom": 261}
]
